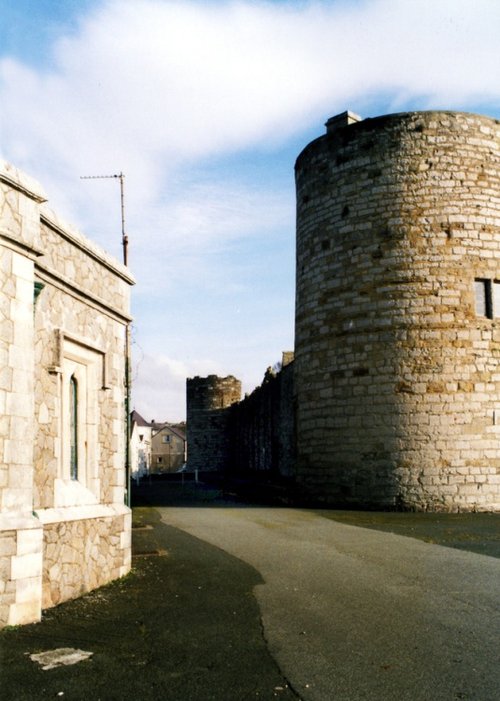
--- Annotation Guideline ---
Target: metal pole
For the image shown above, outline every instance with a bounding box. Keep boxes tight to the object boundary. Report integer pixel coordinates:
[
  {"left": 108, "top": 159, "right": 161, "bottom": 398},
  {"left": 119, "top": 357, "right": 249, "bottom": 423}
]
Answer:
[
  {"left": 80, "top": 172, "right": 132, "bottom": 507},
  {"left": 118, "top": 173, "right": 128, "bottom": 267},
  {"left": 119, "top": 174, "right": 132, "bottom": 508}
]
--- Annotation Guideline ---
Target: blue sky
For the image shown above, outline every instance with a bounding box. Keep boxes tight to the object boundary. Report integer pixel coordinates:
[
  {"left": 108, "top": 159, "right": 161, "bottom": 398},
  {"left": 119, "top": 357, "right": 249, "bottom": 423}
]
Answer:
[{"left": 1, "top": 0, "right": 500, "bottom": 421}]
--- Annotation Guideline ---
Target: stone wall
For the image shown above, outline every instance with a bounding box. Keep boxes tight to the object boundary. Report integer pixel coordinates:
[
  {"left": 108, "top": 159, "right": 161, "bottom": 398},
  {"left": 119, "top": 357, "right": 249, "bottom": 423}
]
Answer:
[
  {"left": 33, "top": 209, "right": 132, "bottom": 510},
  {"left": 294, "top": 110, "right": 500, "bottom": 511},
  {"left": 0, "top": 159, "right": 133, "bottom": 627},
  {"left": 40, "top": 507, "right": 130, "bottom": 609},
  {"left": 229, "top": 358, "right": 295, "bottom": 478},
  {"left": 185, "top": 358, "right": 295, "bottom": 479}
]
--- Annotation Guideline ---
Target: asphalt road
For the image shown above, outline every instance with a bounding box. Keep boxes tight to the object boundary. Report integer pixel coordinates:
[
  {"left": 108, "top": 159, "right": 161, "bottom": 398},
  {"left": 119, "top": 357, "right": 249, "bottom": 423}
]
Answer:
[{"left": 161, "top": 506, "right": 500, "bottom": 701}]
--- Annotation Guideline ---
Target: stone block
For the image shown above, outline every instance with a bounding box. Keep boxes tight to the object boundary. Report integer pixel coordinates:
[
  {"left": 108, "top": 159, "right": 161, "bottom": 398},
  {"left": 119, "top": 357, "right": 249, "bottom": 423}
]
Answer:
[
  {"left": 10, "top": 552, "right": 43, "bottom": 580},
  {"left": 5, "top": 392, "right": 32, "bottom": 419},
  {"left": 16, "top": 528, "right": 43, "bottom": 556},
  {"left": 0, "top": 533, "right": 16, "bottom": 556},
  {"left": 15, "top": 575, "right": 42, "bottom": 604},
  {"left": 7, "top": 599, "right": 41, "bottom": 626},
  {"left": 1, "top": 488, "right": 32, "bottom": 512},
  {"left": 11, "top": 252, "right": 33, "bottom": 282}
]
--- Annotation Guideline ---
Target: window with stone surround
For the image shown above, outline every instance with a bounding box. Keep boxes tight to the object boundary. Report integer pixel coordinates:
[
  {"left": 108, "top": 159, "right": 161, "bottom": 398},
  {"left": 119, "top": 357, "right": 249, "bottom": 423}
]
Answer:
[
  {"left": 54, "top": 334, "right": 107, "bottom": 507},
  {"left": 474, "top": 278, "right": 500, "bottom": 318}
]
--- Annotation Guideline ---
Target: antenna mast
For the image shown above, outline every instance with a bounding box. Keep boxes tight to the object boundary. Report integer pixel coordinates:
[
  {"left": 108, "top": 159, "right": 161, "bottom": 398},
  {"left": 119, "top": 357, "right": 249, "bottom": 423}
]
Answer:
[
  {"left": 80, "top": 171, "right": 132, "bottom": 506},
  {"left": 80, "top": 172, "right": 128, "bottom": 265}
]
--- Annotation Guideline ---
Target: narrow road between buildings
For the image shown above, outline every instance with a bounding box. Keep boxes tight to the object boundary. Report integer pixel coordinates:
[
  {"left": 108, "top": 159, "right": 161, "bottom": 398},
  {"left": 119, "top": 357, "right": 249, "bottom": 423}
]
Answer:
[{"left": 160, "top": 505, "right": 500, "bottom": 701}]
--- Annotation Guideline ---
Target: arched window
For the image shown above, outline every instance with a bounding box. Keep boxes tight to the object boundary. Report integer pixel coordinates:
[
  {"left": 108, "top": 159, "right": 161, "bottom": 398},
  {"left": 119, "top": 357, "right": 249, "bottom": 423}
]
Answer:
[{"left": 70, "top": 375, "right": 78, "bottom": 480}]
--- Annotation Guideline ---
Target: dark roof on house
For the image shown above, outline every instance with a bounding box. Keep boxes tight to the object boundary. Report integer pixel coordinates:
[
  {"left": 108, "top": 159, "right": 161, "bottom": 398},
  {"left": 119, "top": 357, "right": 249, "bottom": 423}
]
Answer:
[
  {"left": 130, "top": 410, "right": 151, "bottom": 427},
  {"left": 151, "top": 423, "right": 186, "bottom": 441}
]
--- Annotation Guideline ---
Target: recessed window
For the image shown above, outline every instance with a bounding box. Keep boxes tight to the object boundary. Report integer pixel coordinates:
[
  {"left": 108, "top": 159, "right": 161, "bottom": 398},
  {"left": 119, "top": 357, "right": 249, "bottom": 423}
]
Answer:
[
  {"left": 69, "top": 375, "right": 78, "bottom": 480},
  {"left": 475, "top": 278, "right": 500, "bottom": 318},
  {"left": 162, "top": 435, "right": 171, "bottom": 444},
  {"left": 58, "top": 336, "right": 102, "bottom": 505}
]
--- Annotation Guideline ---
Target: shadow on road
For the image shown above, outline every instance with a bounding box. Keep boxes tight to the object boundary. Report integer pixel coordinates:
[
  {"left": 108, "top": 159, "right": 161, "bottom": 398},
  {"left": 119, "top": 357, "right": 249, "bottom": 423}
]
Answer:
[
  {"left": 0, "top": 508, "right": 299, "bottom": 701},
  {"left": 132, "top": 476, "right": 500, "bottom": 559}
]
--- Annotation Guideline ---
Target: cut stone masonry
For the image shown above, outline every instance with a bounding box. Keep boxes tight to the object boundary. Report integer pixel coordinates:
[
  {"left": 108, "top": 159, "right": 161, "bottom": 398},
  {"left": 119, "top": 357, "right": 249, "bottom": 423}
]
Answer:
[{"left": 0, "top": 160, "right": 134, "bottom": 627}]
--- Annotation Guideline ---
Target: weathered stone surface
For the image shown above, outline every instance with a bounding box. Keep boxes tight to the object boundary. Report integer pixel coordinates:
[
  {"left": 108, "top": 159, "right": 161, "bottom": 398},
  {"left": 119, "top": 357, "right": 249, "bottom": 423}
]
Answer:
[
  {"left": 0, "top": 160, "right": 133, "bottom": 627},
  {"left": 41, "top": 512, "right": 129, "bottom": 608},
  {"left": 186, "top": 375, "right": 241, "bottom": 472},
  {"left": 294, "top": 110, "right": 500, "bottom": 511}
]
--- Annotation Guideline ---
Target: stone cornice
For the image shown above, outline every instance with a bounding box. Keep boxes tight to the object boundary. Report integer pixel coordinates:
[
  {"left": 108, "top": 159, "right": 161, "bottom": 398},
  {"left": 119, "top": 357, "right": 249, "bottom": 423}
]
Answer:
[{"left": 35, "top": 263, "right": 133, "bottom": 325}]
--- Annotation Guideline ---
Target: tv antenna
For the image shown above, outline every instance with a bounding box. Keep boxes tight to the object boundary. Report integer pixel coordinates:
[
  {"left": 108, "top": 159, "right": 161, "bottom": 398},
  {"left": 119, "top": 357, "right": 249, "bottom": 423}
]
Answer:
[
  {"left": 80, "top": 172, "right": 128, "bottom": 266},
  {"left": 80, "top": 171, "right": 132, "bottom": 506}
]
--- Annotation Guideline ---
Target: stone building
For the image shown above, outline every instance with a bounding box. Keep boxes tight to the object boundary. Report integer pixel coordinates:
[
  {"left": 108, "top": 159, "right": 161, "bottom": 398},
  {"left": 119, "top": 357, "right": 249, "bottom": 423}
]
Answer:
[
  {"left": 0, "top": 160, "right": 134, "bottom": 627},
  {"left": 294, "top": 110, "right": 500, "bottom": 511},
  {"left": 186, "top": 110, "right": 500, "bottom": 512}
]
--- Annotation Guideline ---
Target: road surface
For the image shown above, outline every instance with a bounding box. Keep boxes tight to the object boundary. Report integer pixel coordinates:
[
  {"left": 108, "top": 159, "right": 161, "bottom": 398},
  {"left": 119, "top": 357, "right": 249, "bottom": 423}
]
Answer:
[{"left": 161, "top": 505, "right": 500, "bottom": 701}]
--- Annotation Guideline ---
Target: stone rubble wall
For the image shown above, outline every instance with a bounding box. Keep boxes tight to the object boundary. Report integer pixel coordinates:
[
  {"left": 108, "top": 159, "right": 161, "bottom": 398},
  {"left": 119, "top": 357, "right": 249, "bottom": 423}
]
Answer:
[
  {"left": 294, "top": 111, "right": 500, "bottom": 511},
  {"left": 39, "top": 507, "right": 131, "bottom": 609}
]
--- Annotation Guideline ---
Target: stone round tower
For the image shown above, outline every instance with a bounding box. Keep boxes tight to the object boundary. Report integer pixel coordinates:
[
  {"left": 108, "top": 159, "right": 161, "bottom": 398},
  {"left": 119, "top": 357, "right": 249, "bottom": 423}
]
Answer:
[
  {"left": 186, "top": 375, "right": 241, "bottom": 472},
  {"left": 294, "top": 110, "right": 500, "bottom": 511}
]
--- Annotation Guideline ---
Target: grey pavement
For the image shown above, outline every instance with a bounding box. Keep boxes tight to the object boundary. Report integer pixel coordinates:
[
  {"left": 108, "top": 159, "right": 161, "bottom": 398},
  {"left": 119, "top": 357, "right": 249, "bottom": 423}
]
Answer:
[{"left": 161, "top": 505, "right": 500, "bottom": 701}]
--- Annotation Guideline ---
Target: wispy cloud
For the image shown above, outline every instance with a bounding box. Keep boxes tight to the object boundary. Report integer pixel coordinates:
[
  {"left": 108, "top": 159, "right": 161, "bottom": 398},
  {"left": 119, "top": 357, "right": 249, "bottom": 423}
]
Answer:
[{"left": 1, "top": 0, "right": 499, "bottom": 420}]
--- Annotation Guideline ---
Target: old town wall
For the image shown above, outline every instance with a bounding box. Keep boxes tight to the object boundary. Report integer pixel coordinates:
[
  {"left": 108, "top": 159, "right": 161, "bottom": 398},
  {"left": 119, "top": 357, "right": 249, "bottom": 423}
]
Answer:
[
  {"left": 185, "top": 357, "right": 295, "bottom": 480},
  {"left": 295, "top": 110, "right": 500, "bottom": 510},
  {"left": 229, "top": 357, "right": 295, "bottom": 478}
]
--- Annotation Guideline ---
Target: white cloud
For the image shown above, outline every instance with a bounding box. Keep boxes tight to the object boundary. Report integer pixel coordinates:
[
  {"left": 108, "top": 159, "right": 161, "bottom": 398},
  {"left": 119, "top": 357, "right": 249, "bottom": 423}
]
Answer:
[
  {"left": 1, "top": 0, "right": 500, "bottom": 419},
  {"left": 2, "top": 0, "right": 499, "bottom": 228},
  {"left": 131, "top": 351, "right": 226, "bottom": 422}
]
